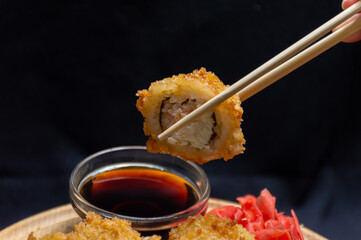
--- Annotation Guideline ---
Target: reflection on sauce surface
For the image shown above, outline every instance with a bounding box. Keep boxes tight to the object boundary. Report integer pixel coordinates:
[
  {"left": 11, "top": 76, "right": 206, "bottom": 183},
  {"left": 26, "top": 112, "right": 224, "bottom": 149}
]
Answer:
[{"left": 80, "top": 168, "right": 199, "bottom": 218}]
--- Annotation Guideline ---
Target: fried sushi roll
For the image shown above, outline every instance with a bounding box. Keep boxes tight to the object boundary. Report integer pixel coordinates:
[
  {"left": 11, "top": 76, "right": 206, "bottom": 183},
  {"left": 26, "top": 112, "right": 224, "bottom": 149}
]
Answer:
[
  {"left": 136, "top": 68, "right": 245, "bottom": 164},
  {"left": 168, "top": 214, "right": 255, "bottom": 240},
  {"left": 28, "top": 212, "right": 161, "bottom": 240}
]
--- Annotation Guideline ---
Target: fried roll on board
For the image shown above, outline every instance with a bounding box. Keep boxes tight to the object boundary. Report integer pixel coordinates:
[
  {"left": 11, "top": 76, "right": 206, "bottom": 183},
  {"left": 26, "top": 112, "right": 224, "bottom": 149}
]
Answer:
[
  {"left": 28, "top": 212, "right": 161, "bottom": 240},
  {"left": 168, "top": 214, "right": 255, "bottom": 240},
  {"left": 136, "top": 68, "right": 245, "bottom": 164}
]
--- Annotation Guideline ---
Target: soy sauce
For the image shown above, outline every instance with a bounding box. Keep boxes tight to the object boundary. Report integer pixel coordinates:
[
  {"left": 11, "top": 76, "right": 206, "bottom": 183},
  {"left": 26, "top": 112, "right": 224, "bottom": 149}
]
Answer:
[{"left": 79, "top": 167, "right": 199, "bottom": 218}]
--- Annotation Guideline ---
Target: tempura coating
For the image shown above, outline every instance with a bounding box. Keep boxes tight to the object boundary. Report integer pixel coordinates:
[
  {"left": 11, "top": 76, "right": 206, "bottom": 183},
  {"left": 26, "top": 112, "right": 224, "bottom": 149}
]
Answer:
[
  {"left": 28, "top": 212, "right": 161, "bottom": 240},
  {"left": 168, "top": 214, "right": 255, "bottom": 240},
  {"left": 136, "top": 68, "right": 245, "bottom": 164}
]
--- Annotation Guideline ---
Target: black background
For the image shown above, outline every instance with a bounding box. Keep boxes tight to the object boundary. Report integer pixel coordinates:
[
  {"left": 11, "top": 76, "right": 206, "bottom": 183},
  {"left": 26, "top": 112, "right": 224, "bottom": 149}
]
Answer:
[{"left": 1, "top": 0, "right": 361, "bottom": 239}]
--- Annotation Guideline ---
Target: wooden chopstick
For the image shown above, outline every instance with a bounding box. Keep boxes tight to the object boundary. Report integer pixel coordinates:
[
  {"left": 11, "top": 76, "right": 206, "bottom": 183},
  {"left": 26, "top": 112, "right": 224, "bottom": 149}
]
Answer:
[
  {"left": 236, "top": 0, "right": 361, "bottom": 102},
  {"left": 158, "top": 1, "right": 361, "bottom": 141},
  {"left": 236, "top": 14, "right": 361, "bottom": 102}
]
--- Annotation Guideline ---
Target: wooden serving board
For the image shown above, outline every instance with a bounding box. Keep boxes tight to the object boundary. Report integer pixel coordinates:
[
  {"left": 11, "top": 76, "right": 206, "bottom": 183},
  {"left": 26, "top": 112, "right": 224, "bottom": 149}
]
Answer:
[{"left": 0, "top": 198, "right": 327, "bottom": 240}]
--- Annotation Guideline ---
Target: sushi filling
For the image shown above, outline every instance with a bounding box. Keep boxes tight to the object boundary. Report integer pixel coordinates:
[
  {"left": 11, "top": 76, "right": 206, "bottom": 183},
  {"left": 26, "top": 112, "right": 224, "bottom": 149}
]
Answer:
[{"left": 160, "top": 98, "right": 216, "bottom": 150}]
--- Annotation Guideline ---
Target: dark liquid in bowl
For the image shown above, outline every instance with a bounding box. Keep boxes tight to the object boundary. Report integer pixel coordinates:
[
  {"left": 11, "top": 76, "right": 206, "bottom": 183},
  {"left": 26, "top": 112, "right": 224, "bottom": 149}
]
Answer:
[{"left": 80, "top": 167, "right": 199, "bottom": 218}]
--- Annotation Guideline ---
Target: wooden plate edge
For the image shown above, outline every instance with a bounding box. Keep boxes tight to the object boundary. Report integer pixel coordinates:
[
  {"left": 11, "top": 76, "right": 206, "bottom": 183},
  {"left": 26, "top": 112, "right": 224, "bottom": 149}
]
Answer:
[{"left": 0, "top": 199, "right": 328, "bottom": 240}]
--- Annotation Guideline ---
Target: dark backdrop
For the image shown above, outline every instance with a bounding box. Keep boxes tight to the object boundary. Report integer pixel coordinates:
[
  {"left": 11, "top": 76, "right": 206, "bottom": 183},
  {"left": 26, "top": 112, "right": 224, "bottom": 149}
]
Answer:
[{"left": 1, "top": 0, "right": 361, "bottom": 239}]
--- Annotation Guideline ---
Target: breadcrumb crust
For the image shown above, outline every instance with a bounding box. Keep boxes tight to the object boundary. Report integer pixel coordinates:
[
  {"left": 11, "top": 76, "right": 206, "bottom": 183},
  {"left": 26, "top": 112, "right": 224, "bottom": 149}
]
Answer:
[
  {"left": 168, "top": 214, "right": 255, "bottom": 240},
  {"left": 28, "top": 213, "right": 255, "bottom": 240},
  {"left": 28, "top": 212, "right": 161, "bottom": 240}
]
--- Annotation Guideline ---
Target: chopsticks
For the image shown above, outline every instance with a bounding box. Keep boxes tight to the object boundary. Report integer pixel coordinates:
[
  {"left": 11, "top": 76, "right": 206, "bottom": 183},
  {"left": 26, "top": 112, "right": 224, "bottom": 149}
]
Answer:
[{"left": 158, "top": 1, "right": 361, "bottom": 141}]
